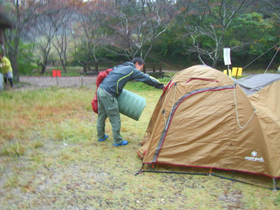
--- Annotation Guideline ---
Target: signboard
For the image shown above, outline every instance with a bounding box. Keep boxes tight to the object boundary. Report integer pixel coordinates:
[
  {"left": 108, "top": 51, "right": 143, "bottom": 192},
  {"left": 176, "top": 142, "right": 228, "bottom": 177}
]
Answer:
[
  {"left": 223, "top": 48, "right": 231, "bottom": 65},
  {"left": 52, "top": 70, "right": 61, "bottom": 86},
  {"left": 52, "top": 70, "right": 61, "bottom": 77}
]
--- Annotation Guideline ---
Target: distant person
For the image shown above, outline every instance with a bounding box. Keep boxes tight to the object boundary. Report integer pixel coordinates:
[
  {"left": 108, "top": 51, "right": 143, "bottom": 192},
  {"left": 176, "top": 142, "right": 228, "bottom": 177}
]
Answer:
[
  {"left": 97, "top": 57, "right": 164, "bottom": 146},
  {"left": 0, "top": 53, "right": 13, "bottom": 89}
]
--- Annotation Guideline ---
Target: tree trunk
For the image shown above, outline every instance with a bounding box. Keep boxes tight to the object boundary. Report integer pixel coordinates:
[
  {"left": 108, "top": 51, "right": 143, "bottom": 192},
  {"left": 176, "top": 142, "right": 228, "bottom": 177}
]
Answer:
[
  {"left": 10, "top": 53, "right": 19, "bottom": 82},
  {"left": 40, "top": 64, "right": 46, "bottom": 75}
]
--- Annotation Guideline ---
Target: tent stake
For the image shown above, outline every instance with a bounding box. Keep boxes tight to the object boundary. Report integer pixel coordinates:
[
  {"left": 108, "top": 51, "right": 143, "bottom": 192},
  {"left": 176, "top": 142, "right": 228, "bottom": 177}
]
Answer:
[
  {"left": 209, "top": 168, "right": 213, "bottom": 176},
  {"left": 272, "top": 178, "right": 277, "bottom": 191},
  {"left": 135, "top": 164, "right": 145, "bottom": 176}
]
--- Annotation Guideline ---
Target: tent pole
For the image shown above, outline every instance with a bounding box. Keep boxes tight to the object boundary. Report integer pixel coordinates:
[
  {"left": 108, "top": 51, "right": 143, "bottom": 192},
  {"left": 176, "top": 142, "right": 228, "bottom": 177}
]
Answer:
[
  {"left": 272, "top": 178, "right": 277, "bottom": 191},
  {"left": 209, "top": 168, "right": 213, "bottom": 176}
]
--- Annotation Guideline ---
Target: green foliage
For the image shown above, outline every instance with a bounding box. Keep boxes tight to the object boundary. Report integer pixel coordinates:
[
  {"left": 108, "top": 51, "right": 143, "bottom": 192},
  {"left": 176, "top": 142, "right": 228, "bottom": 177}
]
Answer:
[
  {"left": 124, "top": 77, "right": 169, "bottom": 92},
  {"left": 227, "top": 12, "right": 277, "bottom": 66},
  {"left": 125, "top": 80, "right": 159, "bottom": 91},
  {"left": 151, "top": 32, "right": 194, "bottom": 67},
  {"left": 72, "top": 44, "right": 126, "bottom": 65},
  {"left": 18, "top": 42, "right": 38, "bottom": 75}
]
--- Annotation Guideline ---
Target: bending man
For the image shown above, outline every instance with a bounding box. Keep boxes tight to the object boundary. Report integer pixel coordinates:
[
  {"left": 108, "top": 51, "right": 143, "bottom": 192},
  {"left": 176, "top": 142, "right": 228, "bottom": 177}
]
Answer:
[{"left": 97, "top": 57, "right": 164, "bottom": 146}]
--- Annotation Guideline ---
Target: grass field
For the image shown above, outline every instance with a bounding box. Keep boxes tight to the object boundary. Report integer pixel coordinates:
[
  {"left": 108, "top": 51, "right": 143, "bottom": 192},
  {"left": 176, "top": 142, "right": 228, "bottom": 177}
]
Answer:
[{"left": 0, "top": 77, "right": 280, "bottom": 209}]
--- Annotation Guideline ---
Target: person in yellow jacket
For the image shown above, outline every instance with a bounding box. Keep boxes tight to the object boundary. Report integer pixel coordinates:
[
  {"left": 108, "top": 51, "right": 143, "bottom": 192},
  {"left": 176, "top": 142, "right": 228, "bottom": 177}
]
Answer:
[{"left": 0, "top": 53, "right": 13, "bottom": 88}]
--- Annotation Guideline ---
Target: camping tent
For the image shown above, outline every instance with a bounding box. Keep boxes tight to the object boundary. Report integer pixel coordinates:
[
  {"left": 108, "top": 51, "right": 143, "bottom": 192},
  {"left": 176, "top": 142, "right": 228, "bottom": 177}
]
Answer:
[{"left": 137, "top": 65, "right": 280, "bottom": 180}]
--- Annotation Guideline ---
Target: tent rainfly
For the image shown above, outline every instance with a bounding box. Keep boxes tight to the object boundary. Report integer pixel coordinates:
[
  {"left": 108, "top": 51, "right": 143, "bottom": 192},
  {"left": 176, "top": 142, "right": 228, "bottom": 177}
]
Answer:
[{"left": 137, "top": 65, "right": 280, "bottom": 189}]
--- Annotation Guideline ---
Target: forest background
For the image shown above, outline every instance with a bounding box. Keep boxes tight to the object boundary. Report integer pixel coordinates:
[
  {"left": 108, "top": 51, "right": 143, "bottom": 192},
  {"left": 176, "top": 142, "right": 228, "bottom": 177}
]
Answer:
[{"left": 0, "top": 0, "right": 280, "bottom": 82}]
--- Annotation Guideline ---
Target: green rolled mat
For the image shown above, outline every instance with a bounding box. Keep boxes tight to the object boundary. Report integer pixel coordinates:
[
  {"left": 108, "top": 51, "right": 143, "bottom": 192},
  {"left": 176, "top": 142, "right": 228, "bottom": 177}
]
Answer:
[{"left": 117, "top": 89, "right": 146, "bottom": 121}]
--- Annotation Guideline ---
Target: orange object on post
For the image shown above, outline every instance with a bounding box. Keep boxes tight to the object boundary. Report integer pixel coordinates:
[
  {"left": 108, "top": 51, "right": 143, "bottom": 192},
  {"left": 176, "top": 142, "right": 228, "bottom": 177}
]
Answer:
[
  {"left": 52, "top": 70, "right": 57, "bottom": 77},
  {"left": 52, "top": 70, "right": 61, "bottom": 77}
]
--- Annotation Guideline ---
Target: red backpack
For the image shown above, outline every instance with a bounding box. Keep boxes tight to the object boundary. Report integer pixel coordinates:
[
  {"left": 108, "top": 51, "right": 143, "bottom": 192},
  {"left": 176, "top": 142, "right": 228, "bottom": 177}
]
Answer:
[{"left": 91, "top": 68, "right": 113, "bottom": 113}]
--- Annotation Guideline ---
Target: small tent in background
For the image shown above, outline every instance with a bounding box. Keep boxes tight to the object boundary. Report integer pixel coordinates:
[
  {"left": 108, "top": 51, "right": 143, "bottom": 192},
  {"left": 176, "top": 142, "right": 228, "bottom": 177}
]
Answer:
[{"left": 137, "top": 65, "right": 280, "bottom": 189}]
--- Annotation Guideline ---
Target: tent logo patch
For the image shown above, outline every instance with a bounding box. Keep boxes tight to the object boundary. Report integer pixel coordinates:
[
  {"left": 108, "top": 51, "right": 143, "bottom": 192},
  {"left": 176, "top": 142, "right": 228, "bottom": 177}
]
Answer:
[{"left": 245, "top": 151, "right": 264, "bottom": 162}]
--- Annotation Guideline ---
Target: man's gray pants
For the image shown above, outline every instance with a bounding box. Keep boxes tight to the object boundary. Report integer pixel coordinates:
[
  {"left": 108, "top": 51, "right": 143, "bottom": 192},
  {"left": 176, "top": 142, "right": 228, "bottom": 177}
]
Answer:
[{"left": 97, "top": 87, "right": 123, "bottom": 144}]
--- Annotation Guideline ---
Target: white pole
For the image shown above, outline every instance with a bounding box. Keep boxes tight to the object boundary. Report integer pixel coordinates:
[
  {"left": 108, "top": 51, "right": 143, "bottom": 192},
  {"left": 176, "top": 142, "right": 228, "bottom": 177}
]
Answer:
[{"left": 224, "top": 48, "right": 231, "bottom": 76}]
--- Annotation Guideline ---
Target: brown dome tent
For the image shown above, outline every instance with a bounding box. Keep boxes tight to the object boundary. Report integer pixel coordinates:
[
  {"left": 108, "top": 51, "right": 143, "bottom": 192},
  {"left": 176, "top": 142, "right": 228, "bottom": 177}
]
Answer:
[{"left": 137, "top": 65, "right": 280, "bottom": 189}]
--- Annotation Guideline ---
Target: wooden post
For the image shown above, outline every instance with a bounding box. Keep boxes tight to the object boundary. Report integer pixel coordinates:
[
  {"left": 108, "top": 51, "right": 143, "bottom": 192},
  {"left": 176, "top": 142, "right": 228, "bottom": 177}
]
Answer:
[
  {"left": 236, "top": 68, "right": 239, "bottom": 79},
  {"left": 83, "top": 63, "right": 87, "bottom": 73},
  {"left": 209, "top": 168, "right": 213, "bottom": 176},
  {"left": 152, "top": 63, "right": 155, "bottom": 72},
  {"left": 95, "top": 62, "right": 98, "bottom": 73}
]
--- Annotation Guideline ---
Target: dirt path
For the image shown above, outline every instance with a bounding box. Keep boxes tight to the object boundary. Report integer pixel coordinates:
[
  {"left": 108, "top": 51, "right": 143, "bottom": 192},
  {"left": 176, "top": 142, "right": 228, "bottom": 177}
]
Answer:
[{"left": 19, "top": 76, "right": 97, "bottom": 88}]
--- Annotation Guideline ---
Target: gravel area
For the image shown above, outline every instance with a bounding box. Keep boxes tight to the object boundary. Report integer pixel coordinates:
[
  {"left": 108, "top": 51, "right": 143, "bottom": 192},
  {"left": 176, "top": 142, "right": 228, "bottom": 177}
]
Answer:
[{"left": 19, "top": 76, "right": 97, "bottom": 88}]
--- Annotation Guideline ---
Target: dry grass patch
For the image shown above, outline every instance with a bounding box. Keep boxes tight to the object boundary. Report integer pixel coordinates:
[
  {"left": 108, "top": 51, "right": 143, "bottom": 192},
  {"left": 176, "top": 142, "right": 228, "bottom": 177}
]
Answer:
[{"left": 0, "top": 83, "right": 279, "bottom": 209}]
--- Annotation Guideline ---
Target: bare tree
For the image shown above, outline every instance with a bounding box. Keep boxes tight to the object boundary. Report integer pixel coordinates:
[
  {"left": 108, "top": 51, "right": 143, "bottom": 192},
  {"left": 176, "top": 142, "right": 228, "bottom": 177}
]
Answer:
[
  {"left": 4, "top": 0, "right": 44, "bottom": 81},
  {"left": 105, "top": 0, "right": 177, "bottom": 60},
  {"left": 179, "top": 0, "right": 250, "bottom": 67},
  {"left": 263, "top": 0, "right": 280, "bottom": 20},
  {"left": 49, "top": 9, "right": 71, "bottom": 72},
  {"left": 26, "top": 14, "right": 58, "bottom": 74},
  {"left": 73, "top": 0, "right": 114, "bottom": 63},
  {"left": 38, "top": 0, "right": 83, "bottom": 73}
]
